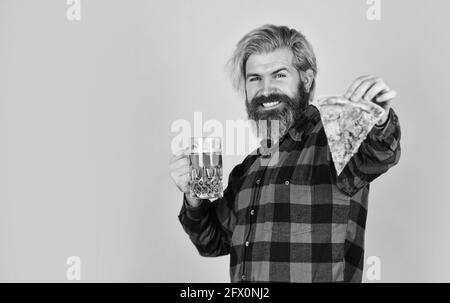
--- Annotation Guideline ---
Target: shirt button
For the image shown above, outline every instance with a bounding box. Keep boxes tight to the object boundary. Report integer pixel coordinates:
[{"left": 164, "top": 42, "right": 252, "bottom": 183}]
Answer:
[
  {"left": 285, "top": 180, "right": 290, "bottom": 185},
  {"left": 256, "top": 179, "right": 260, "bottom": 185},
  {"left": 250, "top": 209, "right": 255, "bottom": 216},
  {"left": 245, "top": 241, "right": 249, "bottom": 247}
]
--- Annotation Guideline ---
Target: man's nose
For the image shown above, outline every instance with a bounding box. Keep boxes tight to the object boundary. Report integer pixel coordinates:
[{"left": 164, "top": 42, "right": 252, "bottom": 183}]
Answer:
[{"left": 261, "top": 78, "right": 274, "bottom": 97}]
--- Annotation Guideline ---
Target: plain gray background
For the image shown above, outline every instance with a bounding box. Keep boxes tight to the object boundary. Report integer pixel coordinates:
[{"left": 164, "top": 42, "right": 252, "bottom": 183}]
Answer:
[{"left": 0, "top": 0, "right": 449, "bottom": 282}]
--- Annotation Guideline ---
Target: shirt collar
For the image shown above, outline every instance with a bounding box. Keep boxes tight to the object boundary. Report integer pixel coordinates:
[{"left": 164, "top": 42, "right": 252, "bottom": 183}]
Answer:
[{"left": 288, "top": 104, "right": 320, "bottom": 142}]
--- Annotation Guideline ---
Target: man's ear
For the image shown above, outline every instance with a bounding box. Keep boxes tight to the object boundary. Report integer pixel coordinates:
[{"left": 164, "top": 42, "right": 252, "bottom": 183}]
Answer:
[{"left": 301, "top": 69, "right": 315, "bottom": 93}]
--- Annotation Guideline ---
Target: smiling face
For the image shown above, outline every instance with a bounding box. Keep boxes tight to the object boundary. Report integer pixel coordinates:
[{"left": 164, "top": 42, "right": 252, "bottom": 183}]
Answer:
[
  {"left": 245, "top": 48, "right": 301, "bottom": 103},
  {"left": 245, "top": 48, "right": 308, "bottom": 140}
]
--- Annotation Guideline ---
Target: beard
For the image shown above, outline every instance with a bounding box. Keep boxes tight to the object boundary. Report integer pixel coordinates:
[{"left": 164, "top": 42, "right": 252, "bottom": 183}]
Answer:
[{"left": 246, "top": 82, "right": 309, "bottom": 144}]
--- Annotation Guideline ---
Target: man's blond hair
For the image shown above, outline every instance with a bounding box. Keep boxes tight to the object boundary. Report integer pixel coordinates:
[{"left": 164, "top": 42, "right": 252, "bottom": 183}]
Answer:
[{"left": 227, "top": 24, "right": 318, "bottom": 98}]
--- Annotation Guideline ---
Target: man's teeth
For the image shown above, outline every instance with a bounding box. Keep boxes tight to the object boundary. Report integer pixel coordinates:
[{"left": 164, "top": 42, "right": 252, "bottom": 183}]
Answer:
[{"left": 262, "top": 101, "right": 280, "bottom": 108}]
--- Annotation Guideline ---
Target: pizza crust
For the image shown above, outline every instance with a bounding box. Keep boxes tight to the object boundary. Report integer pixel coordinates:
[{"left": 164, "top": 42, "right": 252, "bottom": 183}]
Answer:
[{"left": 311, "top": 96, "right": 385, "bottom": 175}]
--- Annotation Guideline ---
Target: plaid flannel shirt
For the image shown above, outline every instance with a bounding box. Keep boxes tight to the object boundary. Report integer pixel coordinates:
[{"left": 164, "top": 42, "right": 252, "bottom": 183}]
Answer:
[{"left": 178, "top": 104, "right": 401, "bottom": 282}]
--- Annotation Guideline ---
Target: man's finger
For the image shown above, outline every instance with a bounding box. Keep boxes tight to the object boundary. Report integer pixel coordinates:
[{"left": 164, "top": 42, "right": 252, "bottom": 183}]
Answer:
[
  {"left": 177, "top": 173, "right": 191, "bottom": 188},
  {"left": 376, "top": 90, "right": 397, "bottom": 102},
  {"left": 362, "top": 81, "right": 387, "bottom": 102},
  {"left": 344, "top": 75, "right": 373, "bottom": 99},
  {"left": 179, "top": 171, "right": 191, "bottom": 177},
  {"left": 169, "top": 148, "right": 189, "bottom": 163},
  {"left": 171, "top": 171, "right": 191, "bottom": 183},
  {"left": 169, "top": 157, "right": 190, "bottom": 170},
  {"left": 349, "top": 78, "right": 380, "bottom": 102},
  {"left": 169, "top": 154, "right": 188, "bottom": 166},
  {"left": 177, "top": 166, "right": 191, "bottom": 175}
]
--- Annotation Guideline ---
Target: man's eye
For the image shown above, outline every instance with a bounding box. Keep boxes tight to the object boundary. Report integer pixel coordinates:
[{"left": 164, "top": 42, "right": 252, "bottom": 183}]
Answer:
[
  {"left": 275, "top": 73, "right": 286, "bottom": 79},
  {"left": 249, "top": 77, "right": 261, "bottom": 82}
]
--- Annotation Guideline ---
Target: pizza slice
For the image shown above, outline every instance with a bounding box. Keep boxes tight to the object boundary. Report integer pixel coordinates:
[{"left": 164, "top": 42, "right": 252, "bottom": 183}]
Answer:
[{"left": 311, "top": 96, "right": 385, "bottom": 175}]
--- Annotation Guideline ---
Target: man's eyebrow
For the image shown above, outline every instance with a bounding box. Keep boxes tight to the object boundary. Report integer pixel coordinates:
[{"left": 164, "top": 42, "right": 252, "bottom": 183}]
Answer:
[
  {"left": 246, "top": 72, "right": 260, "bottom": 79},
  {"left": 271, "top": 67, "right": 289, "bottom": 75},
  {"left": 246, "top": 67, "right": 290, "bottom": 79}
]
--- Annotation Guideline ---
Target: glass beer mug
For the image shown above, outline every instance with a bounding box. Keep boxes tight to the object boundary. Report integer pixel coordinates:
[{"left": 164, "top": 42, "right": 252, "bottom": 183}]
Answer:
[{"left": 188, "top": 137, "right": 223, "bottom": 199}]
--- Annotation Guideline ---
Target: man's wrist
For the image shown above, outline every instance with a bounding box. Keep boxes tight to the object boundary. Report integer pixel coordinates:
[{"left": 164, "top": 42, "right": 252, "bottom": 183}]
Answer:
[
  {"left": 182, "top": 194, "right": 208, "bottom": 221},
  {"left": 184, "top": 193, "right": 202, "bottom": 208}
]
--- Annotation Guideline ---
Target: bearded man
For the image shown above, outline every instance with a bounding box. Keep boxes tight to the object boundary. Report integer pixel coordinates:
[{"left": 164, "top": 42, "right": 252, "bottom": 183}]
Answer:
[{"left": 169, "top": 24, "right": 401, "bottom": 282}]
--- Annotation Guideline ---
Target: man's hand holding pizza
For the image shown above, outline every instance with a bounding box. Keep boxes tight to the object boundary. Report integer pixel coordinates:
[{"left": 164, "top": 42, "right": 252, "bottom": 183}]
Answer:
[{"left": 344, "top": 75, "right": 397, "bottom": 126}]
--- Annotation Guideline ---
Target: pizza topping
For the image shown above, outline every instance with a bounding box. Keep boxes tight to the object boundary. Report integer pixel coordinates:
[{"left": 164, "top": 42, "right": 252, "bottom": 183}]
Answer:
[{"left": 311, "top": 96, "right": 385, "bottom": 175}]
